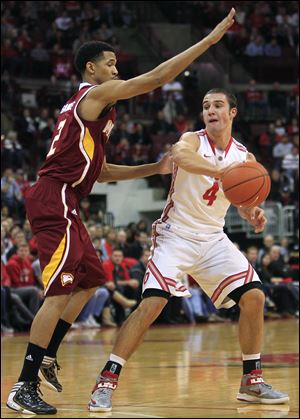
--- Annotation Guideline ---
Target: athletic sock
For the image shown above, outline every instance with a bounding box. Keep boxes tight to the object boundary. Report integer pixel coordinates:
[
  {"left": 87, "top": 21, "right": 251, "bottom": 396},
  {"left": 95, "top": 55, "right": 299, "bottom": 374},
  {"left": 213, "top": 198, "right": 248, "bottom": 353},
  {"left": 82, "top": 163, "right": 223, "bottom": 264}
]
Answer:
[
  {"left": 101, "top": 354, "right": 126, "bottom": 376},
  {"left": 18, "top": 343, "right": 46, "bottom": 382},
  {"left": 242, "top": 353, "right": 261, "bottom": 375},
  {"left": 44, "top": 319, "right": 71, "bottom": 359}
]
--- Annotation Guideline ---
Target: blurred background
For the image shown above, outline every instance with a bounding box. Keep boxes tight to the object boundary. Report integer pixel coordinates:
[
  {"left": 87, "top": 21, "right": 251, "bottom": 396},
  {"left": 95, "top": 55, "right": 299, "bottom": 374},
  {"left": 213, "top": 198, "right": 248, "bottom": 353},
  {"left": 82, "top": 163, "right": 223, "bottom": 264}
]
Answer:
[{"left": 1, "top": 1, "right": 299, "bottom": 331}]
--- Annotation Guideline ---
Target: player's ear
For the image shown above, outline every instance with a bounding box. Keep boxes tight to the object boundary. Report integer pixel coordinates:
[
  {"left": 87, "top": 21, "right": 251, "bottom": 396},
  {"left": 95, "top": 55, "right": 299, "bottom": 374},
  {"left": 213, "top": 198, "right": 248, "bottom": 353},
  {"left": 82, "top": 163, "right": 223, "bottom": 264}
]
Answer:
[
  {"left": 230, "top": 107, "right": 237, "bottom": 119},
  {"left": 86, "top": 61, "right": 96, "bottom": 75}
]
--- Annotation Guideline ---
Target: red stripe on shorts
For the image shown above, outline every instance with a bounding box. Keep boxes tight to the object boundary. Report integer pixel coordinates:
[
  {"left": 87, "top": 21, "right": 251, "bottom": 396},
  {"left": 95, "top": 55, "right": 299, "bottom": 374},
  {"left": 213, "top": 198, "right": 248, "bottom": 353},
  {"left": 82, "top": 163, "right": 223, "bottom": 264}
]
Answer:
[
  {"left": 148, "top": 260, "right": 169, "bottom": 292},
  {"left": 211, "top": 270, "right": 247, "bottom": 304}
]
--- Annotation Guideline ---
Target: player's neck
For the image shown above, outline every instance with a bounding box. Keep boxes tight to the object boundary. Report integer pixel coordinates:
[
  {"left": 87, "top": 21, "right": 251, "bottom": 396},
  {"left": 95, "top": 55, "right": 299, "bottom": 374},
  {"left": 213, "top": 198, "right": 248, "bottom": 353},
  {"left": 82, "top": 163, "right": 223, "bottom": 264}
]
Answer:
[
  {"left": 82, "top": 76, "right": 98, "bottom": 86},
  {"left": 206, "top": 128, "right": 232, "bottom": 151}
]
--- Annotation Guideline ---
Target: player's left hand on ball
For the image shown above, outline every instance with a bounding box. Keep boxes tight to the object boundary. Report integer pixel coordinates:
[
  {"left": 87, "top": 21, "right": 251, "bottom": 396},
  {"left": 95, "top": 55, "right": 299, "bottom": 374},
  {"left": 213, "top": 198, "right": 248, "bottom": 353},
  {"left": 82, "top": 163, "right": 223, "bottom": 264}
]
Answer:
[{"left": 158, "top": 152, "right": 173, "bottom": 175}]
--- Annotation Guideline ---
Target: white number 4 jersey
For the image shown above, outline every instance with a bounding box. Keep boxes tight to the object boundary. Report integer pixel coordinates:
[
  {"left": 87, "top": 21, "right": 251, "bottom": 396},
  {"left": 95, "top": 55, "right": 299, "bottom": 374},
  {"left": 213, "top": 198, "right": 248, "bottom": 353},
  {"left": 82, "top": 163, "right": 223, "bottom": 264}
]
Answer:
[{"left": 159, "top": 129, "right": 248, "bottom": 238}]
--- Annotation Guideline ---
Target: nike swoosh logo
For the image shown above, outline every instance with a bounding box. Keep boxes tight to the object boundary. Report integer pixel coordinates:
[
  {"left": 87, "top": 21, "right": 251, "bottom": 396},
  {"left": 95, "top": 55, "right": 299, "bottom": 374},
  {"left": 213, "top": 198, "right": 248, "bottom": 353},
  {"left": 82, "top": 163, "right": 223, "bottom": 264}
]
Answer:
[
  {"left": 250, "top": 389, "right": 261, "bottom": 395},
  {"left": 204, "top": 154, "right": 213, "bottom": 158}
]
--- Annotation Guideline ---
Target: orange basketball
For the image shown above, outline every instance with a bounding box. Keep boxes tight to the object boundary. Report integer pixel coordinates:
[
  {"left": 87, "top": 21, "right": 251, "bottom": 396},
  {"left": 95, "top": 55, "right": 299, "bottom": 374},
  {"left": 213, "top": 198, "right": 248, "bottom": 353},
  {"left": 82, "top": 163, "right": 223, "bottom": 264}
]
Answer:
[{"left": 221, "top": 161, "right": 271, "bottom": 208}]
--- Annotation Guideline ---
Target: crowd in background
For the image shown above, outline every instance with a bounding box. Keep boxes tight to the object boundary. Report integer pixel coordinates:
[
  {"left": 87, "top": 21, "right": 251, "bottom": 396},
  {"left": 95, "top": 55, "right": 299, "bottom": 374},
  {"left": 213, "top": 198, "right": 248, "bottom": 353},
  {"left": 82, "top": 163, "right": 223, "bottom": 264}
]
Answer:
[
  {"left": 1, "top": 1, "right": 299, "bottom": 333},
  {"left": 1, "top": 209, "right": 299, "bottom": 333},
  {"left": 160, "top": 1, "right": 298, "bottom": 51}
]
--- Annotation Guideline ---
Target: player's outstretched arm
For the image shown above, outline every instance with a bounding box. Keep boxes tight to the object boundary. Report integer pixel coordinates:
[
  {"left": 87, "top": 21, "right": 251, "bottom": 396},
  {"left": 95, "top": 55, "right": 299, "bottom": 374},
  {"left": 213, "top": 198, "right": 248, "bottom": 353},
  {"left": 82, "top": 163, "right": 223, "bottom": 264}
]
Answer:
[
  {"left": 88, "top": 8, "right": 235, "bottom": 104},
  {"left": 97, "top": 153, "right": 172, "bottom": 182},
  {"left": 171, "top": 132, "right": 223, "bottom": 178}
]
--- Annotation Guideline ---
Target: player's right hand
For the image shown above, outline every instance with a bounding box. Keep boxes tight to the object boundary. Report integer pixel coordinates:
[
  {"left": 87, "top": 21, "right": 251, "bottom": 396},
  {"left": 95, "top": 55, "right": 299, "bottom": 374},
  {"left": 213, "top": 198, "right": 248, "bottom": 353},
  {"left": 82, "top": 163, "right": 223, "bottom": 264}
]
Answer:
[{"left": 207, "top": 8, "right": 235, "bottom": 45}]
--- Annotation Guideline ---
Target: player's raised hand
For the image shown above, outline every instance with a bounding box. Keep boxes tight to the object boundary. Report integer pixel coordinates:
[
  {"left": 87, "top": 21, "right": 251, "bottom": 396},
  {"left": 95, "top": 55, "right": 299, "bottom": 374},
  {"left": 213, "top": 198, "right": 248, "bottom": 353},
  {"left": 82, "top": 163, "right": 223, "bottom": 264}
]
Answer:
[{"left": 207, "top": 8, "right": 236, "bottom": 45}]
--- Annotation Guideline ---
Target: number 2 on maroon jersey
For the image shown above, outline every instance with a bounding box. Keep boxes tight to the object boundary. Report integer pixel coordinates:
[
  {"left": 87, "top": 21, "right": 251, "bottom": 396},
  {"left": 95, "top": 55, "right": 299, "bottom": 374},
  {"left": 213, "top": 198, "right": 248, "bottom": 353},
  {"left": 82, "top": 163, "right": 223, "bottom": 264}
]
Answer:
[
  {"left": 47, "top": 119, "right": 67, "bottom": 158},
  {"left": 202, "top": 181, "right": 219, "bottom": 206}
]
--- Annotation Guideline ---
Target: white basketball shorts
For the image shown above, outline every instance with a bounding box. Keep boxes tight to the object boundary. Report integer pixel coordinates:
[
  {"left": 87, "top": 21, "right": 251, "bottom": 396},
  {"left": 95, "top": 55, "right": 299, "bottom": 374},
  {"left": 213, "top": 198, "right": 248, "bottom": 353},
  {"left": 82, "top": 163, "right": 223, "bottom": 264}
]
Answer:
[{"left": 143, "top": 222, "right": 261, "bottom": 309}]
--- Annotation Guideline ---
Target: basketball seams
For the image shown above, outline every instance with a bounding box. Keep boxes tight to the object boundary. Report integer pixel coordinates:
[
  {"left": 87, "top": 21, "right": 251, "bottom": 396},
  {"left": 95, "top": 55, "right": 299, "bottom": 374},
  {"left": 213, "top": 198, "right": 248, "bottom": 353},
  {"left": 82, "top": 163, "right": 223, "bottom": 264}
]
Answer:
[
  {"left": 222, "top": 161, "right": 271, "bottom": 207},
  {"left": 223, "top": 162, "right": 267, "bottom": 178},
  {"left": 234, "top": 175, "right": 266, "bottom": 205},
  {"left": 223, "top": 174, "right": 268, "bottom": 193}
]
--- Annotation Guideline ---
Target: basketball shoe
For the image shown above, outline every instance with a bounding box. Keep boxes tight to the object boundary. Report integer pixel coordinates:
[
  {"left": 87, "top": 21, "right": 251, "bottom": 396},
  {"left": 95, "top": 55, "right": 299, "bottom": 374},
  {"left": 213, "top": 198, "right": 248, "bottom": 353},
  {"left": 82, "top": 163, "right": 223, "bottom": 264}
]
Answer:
[
  {"left": 38, "top": 357, "right": 63, "bottom": 392},
  {"left": 7, "top": 381, "right": 57, "bottom": 414},
  {"left": 88, "top": 370, "right": 118, "bottom": 412},
  {"left": 237, "top": 369, "right": 289, "bottom": 404}
]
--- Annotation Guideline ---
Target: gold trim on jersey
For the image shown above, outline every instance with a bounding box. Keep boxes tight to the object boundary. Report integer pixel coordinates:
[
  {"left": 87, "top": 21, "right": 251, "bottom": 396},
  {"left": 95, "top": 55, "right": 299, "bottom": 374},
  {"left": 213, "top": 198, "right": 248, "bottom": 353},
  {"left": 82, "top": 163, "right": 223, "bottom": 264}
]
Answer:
[
  {"left": 83, "top": 127, "right": 95, "bottom": 161},
  {"left": 42, "top": 233, "right": 66, "bottom": 289}
]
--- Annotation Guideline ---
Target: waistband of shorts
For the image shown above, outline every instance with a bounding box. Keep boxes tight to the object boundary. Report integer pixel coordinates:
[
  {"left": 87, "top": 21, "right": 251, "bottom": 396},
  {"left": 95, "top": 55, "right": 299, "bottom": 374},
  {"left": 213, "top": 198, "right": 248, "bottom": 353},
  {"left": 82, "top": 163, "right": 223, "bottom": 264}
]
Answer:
[
  {"left": 38, "top": 176, "right": 66, "bottom": 186},
  {"left": 154, "top": 221, "right": 225, "bottom": 242},
  {"left": 38, "top": 176, "right": 78, "bottom": 199}
]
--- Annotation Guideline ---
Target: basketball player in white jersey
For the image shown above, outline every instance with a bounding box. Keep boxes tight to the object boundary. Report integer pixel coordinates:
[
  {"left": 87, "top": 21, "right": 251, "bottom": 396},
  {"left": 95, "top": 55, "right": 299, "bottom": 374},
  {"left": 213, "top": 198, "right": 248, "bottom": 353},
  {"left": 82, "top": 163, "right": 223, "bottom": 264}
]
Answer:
[{"left": 88, "top": 88, "right": 289, "bottom": 411}]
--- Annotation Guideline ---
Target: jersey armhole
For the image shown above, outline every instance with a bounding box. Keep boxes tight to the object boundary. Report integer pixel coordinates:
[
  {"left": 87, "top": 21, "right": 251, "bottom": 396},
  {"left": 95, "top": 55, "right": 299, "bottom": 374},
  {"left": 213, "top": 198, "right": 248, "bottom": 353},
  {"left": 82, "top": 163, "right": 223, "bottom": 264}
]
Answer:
[
  {"left": 75, "top": 85, "right": 102, "bottom": 123},
  {"left": 195, "top": 131, "right": 202, "bottom": 152}
]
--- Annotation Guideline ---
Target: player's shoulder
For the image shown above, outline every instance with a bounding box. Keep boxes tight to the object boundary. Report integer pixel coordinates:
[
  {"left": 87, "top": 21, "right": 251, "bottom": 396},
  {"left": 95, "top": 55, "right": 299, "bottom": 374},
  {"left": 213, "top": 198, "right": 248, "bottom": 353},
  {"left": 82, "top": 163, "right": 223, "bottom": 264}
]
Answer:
[
  {"left": 180, "top": 130, "right": 205, "bottom": 142},
  {"left": 178, "top": 131, "right": 201, "bottom": 150},
  {"left": 231, "top": 136, "right": 248, "bottom": 152}
]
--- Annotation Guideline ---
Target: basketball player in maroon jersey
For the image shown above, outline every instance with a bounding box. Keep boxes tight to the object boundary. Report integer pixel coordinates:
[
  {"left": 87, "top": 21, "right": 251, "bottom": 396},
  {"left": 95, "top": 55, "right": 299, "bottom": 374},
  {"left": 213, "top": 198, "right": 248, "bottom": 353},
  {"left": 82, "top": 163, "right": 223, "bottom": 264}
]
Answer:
[{"left": 6, "top": 8, "right": 237, "bottom": 415}]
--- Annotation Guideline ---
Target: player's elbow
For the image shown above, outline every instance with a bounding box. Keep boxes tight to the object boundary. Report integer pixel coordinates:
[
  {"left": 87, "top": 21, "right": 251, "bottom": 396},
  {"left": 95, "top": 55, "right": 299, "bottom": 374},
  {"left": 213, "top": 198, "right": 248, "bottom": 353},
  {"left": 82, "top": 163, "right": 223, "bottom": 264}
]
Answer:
[
  {"left": 171, "top": 144, "right": 188, "bottom": 163},
  {"left": 172, "top": 152, "right": 190, "bottom": 170},
  {"left": 97, "top": 164, "right": 109, "bottom": 183}
]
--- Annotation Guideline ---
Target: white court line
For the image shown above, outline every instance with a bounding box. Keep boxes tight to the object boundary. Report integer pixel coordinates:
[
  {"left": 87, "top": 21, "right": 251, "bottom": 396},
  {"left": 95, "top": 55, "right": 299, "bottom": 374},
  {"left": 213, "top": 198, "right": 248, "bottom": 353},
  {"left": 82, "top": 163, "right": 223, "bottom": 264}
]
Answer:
[
  {"left": 98, "top": 412, "right": 163, "bottom": 418},
  {"left": 1, "top": 406, "right": 164, "bottom": 418}
]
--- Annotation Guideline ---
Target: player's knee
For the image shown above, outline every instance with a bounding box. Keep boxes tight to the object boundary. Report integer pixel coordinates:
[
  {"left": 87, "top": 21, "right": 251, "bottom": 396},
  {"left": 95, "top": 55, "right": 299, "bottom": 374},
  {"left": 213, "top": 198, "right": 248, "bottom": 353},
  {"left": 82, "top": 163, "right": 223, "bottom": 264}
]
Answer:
[
  {"left": 138, "top": 296, "right": 167, "bottom": 320},
  {"left": 44, "top": 294, "right": 72, "bottom": 311},
  {"left": 239, "top": 288, "right": 265, "bottom": 311}
]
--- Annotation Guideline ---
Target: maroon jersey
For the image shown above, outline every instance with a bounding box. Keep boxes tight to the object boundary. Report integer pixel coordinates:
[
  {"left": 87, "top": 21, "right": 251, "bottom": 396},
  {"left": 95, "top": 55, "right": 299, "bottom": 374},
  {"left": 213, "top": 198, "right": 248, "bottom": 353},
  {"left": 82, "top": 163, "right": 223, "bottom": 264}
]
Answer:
[{"left": 38, "top": 82, "right": 116, "bottom": 199}]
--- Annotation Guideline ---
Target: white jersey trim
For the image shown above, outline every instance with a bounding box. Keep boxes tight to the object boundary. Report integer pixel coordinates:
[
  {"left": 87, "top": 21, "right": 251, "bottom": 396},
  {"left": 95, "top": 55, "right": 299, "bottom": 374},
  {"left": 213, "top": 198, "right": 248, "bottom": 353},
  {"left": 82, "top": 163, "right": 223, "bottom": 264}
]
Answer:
[
  {"left": 44, "top": 183, "right": 71, "bottom": 295},
  {"left": 72, "top": 85, "right": 98, "bottom": 188}
]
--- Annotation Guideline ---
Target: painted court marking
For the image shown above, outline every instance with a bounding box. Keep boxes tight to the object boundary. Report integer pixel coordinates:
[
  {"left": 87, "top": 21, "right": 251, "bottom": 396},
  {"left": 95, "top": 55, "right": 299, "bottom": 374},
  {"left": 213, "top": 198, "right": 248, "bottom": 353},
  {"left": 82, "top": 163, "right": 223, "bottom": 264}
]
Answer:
[{"left": 1, "top": 406, "right": 164, "bottom": 418}]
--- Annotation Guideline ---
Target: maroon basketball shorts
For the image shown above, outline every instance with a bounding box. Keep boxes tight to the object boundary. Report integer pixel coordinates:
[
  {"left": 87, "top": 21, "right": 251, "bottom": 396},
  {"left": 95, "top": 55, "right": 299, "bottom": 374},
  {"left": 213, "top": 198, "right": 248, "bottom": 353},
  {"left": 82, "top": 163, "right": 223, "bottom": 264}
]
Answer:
[{"left": 25, "top": 177, "right": 107, "bottom": 297}]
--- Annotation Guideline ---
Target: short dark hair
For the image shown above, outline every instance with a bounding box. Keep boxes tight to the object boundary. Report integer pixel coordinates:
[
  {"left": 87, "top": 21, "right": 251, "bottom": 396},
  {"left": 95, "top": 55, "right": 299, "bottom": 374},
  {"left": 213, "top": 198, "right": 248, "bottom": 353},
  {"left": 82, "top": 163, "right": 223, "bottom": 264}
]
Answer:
[
  {"left": 74, "top": 41, "right": 115, "bottom": 74},
  {"left": 204, "top": 88, "right": 237, "bottom": 109}
]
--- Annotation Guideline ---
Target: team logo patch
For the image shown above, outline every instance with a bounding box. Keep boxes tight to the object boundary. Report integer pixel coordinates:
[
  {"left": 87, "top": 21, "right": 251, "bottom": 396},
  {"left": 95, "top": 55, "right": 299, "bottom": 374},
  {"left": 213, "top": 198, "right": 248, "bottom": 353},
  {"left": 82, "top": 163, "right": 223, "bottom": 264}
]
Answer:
[{"left": 61, "top": 272, "right": 74, "bottom": 286}]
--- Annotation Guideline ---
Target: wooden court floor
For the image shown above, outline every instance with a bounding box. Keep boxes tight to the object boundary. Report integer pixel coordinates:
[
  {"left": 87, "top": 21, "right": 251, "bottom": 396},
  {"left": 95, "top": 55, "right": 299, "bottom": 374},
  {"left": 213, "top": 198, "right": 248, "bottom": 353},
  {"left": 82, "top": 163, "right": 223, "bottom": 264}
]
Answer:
[{"left": 1, "top": 319, "right": 299, "bottom": 418}]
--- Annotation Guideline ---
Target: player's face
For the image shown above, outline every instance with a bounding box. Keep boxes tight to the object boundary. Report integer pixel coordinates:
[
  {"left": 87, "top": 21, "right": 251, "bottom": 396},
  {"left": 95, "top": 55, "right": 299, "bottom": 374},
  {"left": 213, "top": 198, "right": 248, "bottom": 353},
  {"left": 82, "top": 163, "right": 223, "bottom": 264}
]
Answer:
[
  {"left": 93, "top": 51, "right": 119, "bottom": 84},
  {"left": 202, "top": 93, "right": 236, "bottom": 133}
]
